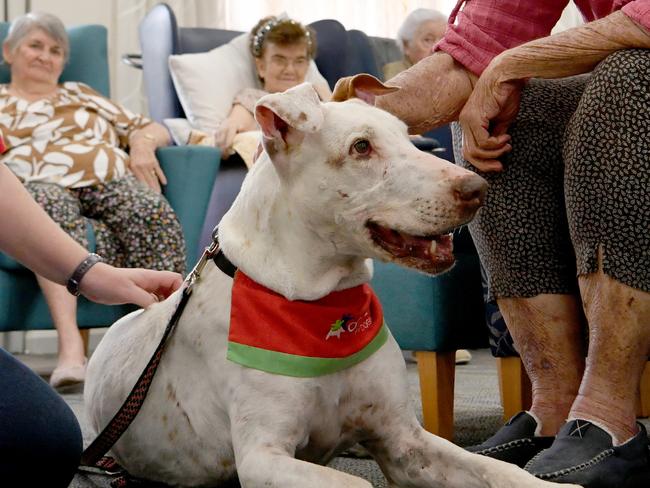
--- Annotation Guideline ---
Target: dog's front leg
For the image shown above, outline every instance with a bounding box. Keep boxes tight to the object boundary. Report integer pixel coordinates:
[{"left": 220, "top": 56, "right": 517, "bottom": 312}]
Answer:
[
  {"left": 235, "top": 446, "right": 371, "bottom": 488},
  {"left": 366, "top": 421, "right": 581, "bottom": 488}
]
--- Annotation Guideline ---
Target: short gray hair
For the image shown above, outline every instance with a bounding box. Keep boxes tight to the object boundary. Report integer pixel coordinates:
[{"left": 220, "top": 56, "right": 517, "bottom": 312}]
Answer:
[
  {"left": 4, "top": 12, "right": 69, "bottom": 63},
  {"left": 397, "top": 8, "right": 447, "bottom": 52}
]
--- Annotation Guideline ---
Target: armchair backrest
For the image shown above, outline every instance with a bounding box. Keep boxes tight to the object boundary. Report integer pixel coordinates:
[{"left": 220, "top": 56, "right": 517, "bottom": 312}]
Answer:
[{"left": 0, "top": 23, "right": 109, "bottom": 96}]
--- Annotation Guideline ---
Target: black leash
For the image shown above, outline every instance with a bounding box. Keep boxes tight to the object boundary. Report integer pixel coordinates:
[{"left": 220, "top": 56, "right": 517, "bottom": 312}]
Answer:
[{"left": 79, "top": 228, "right": 236, "bottom": 470}]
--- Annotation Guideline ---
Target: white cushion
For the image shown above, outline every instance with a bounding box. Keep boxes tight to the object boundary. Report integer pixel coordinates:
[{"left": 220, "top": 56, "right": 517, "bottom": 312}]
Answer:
[
  {"left": 163, "top": 117, "right": 193, "bottom": 146},
  {"left": 168, "top": 32, "right": 329, "bottom": 133}
]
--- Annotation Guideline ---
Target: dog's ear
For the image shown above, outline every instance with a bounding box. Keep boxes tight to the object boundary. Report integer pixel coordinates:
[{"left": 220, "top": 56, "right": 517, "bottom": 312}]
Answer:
[
  {"left": 254, "top": 83, "right": 324, "bottom": 155},
  {"left": 331, "top": 74, "right": 399, "bottom": 105}
]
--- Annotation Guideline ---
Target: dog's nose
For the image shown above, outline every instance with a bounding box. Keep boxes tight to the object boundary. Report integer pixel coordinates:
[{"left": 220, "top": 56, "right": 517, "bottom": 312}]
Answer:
[{"left": 452, "top": 174, "right": 487, "bottom": 205}]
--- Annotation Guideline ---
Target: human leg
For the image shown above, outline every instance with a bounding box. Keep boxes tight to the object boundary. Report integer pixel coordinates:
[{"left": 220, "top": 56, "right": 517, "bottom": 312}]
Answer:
[
  {"left": 563, "top": 48, "right": 650, "bottom": 444},
  {"left": 25, "top": 183, "right": 88, "bottom": 377},
  {"left": 498, "top": 294, "right": 585, "bottom": 436},
  {"left": 451, "top": 76, "right": 588, "bottom": 461},
  {"left": 0, "top": 347, "right": 82, "bottom": 486},
  {"left": 573, "top": 258, "right": 650, "bottom": 443},
  {"left": 525, "top": 49, "right": 650, "bottom": 486}
]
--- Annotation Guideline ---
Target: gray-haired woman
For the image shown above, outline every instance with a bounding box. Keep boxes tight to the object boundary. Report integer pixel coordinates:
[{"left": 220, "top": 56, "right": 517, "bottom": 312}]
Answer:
[
  {"left": 383, "top": 8, "right": 447, "bottom": 81},
  {"left": 0, "top": 12, "right": 186, "bottom": 388}
]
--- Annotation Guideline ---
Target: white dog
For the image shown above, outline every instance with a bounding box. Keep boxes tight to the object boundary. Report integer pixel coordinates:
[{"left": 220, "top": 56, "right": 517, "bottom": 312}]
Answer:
[{"left": 85, "top": 77, "right": 580, "bottom": 488}]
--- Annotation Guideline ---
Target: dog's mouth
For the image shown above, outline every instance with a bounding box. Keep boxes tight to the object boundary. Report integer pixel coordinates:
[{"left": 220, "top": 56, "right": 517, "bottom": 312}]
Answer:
[{"left": 366, "top": 221, "right": 455, "bottom": 274}]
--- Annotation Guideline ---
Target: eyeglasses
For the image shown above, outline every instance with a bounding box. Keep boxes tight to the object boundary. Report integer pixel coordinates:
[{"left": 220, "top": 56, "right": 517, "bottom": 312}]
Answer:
[{"left": 269, "top": 55, "right": 309, "bottom": 70}]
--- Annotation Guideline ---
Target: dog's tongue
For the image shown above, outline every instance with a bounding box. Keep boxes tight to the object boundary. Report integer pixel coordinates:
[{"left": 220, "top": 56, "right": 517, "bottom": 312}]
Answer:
[{"left": 369, "top": 224, "right": 453, "bottom": 261}]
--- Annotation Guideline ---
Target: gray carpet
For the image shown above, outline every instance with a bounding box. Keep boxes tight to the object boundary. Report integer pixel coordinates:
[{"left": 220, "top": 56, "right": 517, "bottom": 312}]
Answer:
[{"left": 19, "top": 349, "right": 649, "bottom": 487}]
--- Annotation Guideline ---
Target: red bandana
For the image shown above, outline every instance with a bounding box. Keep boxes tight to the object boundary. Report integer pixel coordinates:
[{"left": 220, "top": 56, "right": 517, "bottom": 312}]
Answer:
[{"left": 227, "top": 271, "right": 388, "bottom": 377}]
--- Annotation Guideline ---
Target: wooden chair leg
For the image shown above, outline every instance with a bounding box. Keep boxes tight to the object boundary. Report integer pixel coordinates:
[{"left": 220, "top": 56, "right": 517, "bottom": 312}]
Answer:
[
  {"left": 80, "top": 328, "right": 90, "bottom": 356},
  {"left": 415, "top": 350, "right": 456, "bottom": 440},
  {"left": 497, "top": 356, "right": 532, "bottom": 423},
  {"left": 639, "top": 361, "right": 650, "bottom": 418}
]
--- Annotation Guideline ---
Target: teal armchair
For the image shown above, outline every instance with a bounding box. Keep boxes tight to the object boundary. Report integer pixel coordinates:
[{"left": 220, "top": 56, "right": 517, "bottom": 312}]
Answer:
[
  {"left": 371, "top": 227, "right": 487, "bottom": 440},
  {"left": 0, "top": 24, "right": 220, "bottom": 333}
]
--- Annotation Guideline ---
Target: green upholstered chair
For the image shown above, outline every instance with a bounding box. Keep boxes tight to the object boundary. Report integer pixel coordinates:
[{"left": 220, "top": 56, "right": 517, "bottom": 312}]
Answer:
[
  {"left": 371, "top": 227, "right": 487, "bottom": 440},
  {"left": 0, "top": 24, "right": 220, "bottom": 334}
]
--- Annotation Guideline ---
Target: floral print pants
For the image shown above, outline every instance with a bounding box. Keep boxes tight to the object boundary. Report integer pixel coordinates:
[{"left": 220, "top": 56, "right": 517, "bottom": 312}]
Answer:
[{"left": 26, "top": 173, "right": 186, "bottom": 274}]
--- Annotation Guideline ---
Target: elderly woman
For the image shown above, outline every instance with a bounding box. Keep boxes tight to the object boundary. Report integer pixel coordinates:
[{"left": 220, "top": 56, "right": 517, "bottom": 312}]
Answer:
[
  {"left": 190, "top": 15, "right": 331, "bottom": 161},
  {"left": 382, "top": 8, "right": 447, "bottom": 81},
  {"left": 0, "top": 12, "right": 186, "bottom": 388},
  {"left": 375, "top": 0, "right": 650, "bottom": 485}
]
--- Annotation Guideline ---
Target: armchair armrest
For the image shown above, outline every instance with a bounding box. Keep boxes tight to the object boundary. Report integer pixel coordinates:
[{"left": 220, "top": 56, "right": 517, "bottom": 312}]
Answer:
[{"left": 157, "top": 146, "right": 221, "bottom": 270}]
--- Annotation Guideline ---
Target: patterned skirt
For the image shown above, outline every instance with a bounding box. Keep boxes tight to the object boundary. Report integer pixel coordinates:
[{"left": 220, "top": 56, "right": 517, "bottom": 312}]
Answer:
[{"left": 452, "top": 49, "right": 650, "bottom": 301}]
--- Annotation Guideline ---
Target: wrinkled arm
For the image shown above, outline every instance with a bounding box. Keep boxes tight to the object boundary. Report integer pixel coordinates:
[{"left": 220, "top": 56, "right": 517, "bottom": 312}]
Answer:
[
  {"left": 375, "top": 52, "right": 477, "bottom": 135},
  {"left": 489, "top": 11, "right": 650, "bottom": 84}
]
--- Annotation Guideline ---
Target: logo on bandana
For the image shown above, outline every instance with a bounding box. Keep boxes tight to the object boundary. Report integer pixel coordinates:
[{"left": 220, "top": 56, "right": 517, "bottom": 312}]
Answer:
[
  {"left": 326, "top": 311, "right": 374, "bottom": 340},
  {"left": 326, "top": 314, "right": 354, "bottom": 339}
]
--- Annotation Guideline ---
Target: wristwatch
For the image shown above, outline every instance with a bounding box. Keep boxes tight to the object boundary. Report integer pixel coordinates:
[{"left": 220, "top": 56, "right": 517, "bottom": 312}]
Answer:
[{"left": 66, "top": 253, "right": 103, "bottom": 296}]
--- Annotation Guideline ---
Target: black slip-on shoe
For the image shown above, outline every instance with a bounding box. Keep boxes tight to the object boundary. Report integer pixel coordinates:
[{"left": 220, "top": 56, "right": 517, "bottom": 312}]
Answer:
[
  {"left": 526, "top": 419, "right": 650, "bottom": 488},
  {"left": 466, "top": 411, "right": 555, "bottom": 468}
]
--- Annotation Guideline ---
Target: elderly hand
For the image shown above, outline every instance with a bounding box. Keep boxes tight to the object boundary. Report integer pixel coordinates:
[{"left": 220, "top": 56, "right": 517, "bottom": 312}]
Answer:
[
  {"left": 130, "top": 138, "right": 167, "bottom": 193},
  {"left": 213, "top": 119, "right": 237, "bottom": 159},
  {"left": 214, "top": 104, "right": 257, "bottom": 159},
  {"left": 458, "top": 65, "right": 524, "bottom": 172},
  {"left": 79, "top": 263, "right": 183, "bottom": 308}
]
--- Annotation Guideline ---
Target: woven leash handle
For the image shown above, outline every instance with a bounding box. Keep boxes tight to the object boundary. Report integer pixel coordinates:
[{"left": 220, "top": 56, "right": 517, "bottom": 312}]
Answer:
[{"left": 80, "top": 286, "right": 192, "bottom": 467}]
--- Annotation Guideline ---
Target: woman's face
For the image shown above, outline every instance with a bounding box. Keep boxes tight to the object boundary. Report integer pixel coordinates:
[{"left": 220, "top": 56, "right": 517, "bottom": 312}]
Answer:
[
  {"left": 3, "top": 28, "right": 65, "bottom": 86},
  {"left": 255, "top": 41, "right": 310, "bottom": 93},
  {"left": 403, "top": 20, "right": 446, "bottom": 65}
]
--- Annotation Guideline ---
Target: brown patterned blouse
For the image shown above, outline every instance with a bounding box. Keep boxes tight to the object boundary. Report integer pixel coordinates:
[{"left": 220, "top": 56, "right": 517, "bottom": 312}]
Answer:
[{"left": 0, "top": 82, "right": 151, "bottom": 188}]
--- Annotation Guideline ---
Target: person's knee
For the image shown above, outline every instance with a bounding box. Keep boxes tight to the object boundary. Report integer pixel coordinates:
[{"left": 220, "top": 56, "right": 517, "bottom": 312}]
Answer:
[
  {"left": 596, "top": 48, "right": 649, "bottom": 76},
  {"left": 0, "top": 349, "right": 83, "bottom": 487},
  {"left": 589, "top": 49, "right": 650, "bottom": 98}
]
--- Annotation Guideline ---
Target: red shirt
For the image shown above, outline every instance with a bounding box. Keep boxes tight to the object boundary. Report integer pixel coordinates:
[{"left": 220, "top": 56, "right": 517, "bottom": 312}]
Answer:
[{"left": 436, "top": 0, "right": 650, "bottom": 75}]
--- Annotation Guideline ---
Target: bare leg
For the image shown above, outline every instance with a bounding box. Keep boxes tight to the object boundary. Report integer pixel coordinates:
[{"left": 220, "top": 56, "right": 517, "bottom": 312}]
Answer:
[
  {"left": 571, "top": 250, "right": 650, "bottom": 444},
  {"left": 497, "top": 294, "right": 586, "bottom": 435},
  {"left": 36, "top": 275, "right": 85, "bottom": 368}
]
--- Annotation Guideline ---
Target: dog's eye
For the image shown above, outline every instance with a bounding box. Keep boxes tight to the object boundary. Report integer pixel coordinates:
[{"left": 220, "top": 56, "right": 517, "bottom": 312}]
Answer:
[{"left": 352, "top": 139, "right": 371, "bottom": 156}]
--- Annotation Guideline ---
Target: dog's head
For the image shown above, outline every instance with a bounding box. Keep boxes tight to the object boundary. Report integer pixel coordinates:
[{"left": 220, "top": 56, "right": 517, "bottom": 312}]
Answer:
[{"left": 253, "top": 76, "right": 486, "bottom": 275}]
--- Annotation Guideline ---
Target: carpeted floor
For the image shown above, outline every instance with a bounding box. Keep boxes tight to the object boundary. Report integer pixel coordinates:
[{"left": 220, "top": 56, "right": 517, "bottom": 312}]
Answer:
[{"left": 18, "top": 349, "right": 650, "bottom": 487}]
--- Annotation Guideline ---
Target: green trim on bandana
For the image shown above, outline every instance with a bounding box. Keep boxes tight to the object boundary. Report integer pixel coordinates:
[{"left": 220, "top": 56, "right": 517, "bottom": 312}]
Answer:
[{"left": 227, "top": 322, "right": 389, "bottom": 377}]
